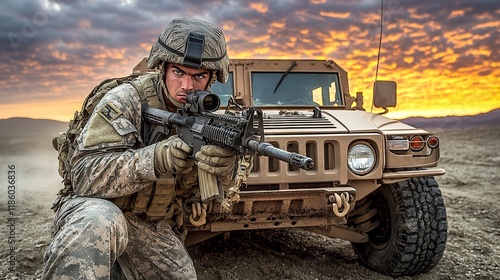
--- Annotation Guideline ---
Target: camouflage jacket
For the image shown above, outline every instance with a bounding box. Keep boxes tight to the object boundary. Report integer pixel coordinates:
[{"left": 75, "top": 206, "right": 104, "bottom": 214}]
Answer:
[{"left": 67, "top": 72, "right": 177, "bottom": 218}]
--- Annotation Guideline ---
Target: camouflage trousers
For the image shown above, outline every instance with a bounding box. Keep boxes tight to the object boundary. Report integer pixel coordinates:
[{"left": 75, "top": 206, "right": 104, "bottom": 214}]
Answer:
[{"left": 42, "top": 197, "right": 197, "bottom": 279}]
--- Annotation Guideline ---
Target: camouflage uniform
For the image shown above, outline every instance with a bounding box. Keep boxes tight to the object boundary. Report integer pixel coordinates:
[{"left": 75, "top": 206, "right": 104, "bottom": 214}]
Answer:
[
  {"left": 43, "top": 17, "right": 230, "bottom": 280},
  {"left": 42, "top": 82, "right": 196, "bottom": 279}
]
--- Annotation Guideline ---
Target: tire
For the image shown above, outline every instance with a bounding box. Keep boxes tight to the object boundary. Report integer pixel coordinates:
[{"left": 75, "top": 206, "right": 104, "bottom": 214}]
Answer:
[{"left": 351, "top": 177, "right": 448, "bottom": 276}]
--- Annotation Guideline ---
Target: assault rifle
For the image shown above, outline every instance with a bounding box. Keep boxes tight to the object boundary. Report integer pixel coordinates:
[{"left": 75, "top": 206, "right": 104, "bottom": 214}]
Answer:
[
  {"left": 142, "top": 90, "right": 314, "bottom": 201},
  {"left": 143, "top": 90, "right": 314, "bottom": 169}
]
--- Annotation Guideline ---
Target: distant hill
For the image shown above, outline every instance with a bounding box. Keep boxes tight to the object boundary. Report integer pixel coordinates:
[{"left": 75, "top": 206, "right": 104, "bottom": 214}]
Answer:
[
  {"left": 400, "top": 109, "right": 500, "bottom": 130},
  {"left": 0, "top": 117, "right": 67, "bottom": 138},
  {"left": 0, "top": 118, "right": 67, "bottom": 155},
  {"left": 1, "top": 109, "right": 499, "bottom": 143}
]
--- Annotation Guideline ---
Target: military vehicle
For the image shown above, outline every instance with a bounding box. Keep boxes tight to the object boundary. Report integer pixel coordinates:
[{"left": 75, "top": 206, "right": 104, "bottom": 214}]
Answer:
[{"left": 135, "top": 58, "right": 448, "bottom": 277}]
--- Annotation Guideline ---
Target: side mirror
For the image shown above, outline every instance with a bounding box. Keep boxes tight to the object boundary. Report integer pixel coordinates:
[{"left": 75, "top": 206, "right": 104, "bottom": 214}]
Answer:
[{"left": 373, "top": 81, "right": 397, "bottom": 108}]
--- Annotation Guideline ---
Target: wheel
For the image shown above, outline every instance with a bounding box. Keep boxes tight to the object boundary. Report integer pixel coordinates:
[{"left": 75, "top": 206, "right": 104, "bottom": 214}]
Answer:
[{"left": 349, "top": 177, "right": 448, "bottom": 276}]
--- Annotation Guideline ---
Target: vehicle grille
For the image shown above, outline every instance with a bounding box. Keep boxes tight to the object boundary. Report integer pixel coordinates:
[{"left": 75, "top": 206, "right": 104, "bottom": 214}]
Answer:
[{"left": 245, "top": 133, "right": 383, "bottom": 188}]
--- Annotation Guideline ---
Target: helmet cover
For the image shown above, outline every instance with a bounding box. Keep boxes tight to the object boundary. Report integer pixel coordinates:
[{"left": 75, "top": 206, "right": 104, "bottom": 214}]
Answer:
[{"left": 148, "top": 18, "right": 229, "bottom": 83}]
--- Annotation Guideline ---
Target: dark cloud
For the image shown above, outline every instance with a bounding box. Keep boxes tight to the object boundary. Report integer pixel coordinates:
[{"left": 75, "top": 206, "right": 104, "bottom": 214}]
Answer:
[{"left": 0, "top": 0, "right": 498, "bottom": 119}]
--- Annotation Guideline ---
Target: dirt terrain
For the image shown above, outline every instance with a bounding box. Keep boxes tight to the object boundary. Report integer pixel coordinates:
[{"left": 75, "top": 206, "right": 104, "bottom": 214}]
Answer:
[{"left": 1, "top": 119, "right": 499, "bottom": 280}]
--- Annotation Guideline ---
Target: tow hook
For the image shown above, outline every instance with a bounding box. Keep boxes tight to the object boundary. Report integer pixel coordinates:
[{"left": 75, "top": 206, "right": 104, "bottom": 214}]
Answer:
[
  {"left": 189, "top": 202, "right": 207, "bottom": 227},
  {"left": 329, "top": 193, "right": 351, "bottom": 217}
]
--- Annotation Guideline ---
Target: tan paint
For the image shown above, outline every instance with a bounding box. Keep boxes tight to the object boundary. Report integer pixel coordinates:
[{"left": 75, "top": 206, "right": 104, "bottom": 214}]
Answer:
[{"left": 132, "top": 58, "right": 445, "bottom": 245}]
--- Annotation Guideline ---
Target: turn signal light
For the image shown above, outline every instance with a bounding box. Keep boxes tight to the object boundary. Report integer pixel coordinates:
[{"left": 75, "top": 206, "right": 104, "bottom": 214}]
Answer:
[
  {"left": 427, "top": 136, "right": 439, "bottom": 149},
  {"left": 410, "top": 135, "right": 425, "bottom": 151}
]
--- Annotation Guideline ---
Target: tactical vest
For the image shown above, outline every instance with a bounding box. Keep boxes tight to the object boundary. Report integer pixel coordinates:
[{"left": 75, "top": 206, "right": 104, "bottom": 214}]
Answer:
[{"left": 53, "top": 72, "right": 176, "bottom": 220}]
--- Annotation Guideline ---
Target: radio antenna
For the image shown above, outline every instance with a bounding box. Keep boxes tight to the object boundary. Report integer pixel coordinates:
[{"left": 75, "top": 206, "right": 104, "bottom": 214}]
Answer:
[{"left": 371, "top": 0, "right": 384, "bottom": 113}]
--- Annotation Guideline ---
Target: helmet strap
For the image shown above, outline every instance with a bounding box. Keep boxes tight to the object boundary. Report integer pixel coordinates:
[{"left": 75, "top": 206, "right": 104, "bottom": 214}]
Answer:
[{"left": 206, "top": 70, "right": 217, "bottom": 89}]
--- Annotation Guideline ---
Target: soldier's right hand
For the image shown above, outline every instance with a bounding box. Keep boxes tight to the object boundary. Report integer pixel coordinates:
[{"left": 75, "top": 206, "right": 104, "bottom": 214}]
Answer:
[{"left": 154, "top": 136, "right": 194, "bottom": 176}]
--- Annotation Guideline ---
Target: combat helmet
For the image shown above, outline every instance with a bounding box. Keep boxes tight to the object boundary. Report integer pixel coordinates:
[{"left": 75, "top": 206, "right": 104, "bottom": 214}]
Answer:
[{"left": 148, "top": 18, "right": 230, "bottom": 84}]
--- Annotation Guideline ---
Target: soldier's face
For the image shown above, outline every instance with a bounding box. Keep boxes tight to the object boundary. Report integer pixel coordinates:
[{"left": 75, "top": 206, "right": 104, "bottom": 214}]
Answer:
[{"left": 165, "top": 63, "right": 211, "bottom": 104}]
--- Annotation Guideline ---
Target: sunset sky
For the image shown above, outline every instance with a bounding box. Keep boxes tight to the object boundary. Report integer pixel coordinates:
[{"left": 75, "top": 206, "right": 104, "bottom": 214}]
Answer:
[{"left": 1, "top": 0, "right": 499, "bottom": 122}]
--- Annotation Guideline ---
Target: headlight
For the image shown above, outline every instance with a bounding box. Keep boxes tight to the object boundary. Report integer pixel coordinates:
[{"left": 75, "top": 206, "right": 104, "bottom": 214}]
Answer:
[{"left": 348, "top": 143, "right": 376, "bottom": 175}]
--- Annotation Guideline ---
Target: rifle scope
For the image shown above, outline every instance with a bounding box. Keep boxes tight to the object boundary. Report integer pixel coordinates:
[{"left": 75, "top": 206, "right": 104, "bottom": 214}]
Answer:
[{"left": 185, "top": 90, "right": 221, "bottom": 113}]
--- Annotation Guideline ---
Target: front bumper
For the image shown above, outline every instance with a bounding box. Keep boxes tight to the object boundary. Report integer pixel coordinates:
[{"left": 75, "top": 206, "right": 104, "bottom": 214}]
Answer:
[
  {"left": 381, "top": 168, "right": 446, "bottom": 184},
  {"left": 188, "top": 187, "right": 356, "bottom": 232}
]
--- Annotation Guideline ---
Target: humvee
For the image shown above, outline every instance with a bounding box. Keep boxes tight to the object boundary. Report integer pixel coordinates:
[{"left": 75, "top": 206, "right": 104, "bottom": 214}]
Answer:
[{"left": 136, "top": 58, "right": 448, "bottom": 277}]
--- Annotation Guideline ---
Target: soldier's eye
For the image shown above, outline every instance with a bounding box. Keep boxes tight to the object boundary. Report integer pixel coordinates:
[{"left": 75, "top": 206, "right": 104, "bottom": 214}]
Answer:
[{"left": 194, "top": 74, "right": 207, "bottom": 80}]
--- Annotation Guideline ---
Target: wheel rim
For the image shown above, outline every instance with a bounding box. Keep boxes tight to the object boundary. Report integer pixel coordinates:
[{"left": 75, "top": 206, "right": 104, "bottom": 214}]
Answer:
[{"left": 366, "top": 189, "right": 393, "bottom": 250}]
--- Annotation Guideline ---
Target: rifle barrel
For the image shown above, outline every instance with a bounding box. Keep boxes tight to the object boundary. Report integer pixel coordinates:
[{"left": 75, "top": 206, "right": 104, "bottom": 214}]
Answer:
[{"left": 247, "top": 139, "right": 314, "bottom": 170}]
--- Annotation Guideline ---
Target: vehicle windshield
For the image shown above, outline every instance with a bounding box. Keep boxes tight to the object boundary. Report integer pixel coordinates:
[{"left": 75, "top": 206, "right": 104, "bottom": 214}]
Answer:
[
  {"left": 253, "top": 72, "right": 342, "bottom": 106},
  {"left": 210, "top": 72, "right": 234, "bottom": 107},
  {"left": 210, "top": 71, "right": 343, "bottom": 107}
]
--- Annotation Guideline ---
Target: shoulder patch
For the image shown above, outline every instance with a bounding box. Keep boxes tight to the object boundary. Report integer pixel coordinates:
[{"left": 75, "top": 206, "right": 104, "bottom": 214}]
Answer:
[{"left": 98, "top": 102, "right": 122, "bottom": 122}]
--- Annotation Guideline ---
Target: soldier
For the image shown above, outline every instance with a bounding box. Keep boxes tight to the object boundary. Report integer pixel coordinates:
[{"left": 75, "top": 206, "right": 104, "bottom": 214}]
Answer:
[{"left": 42, "top": 18, "right": 234, "bottom": 279}]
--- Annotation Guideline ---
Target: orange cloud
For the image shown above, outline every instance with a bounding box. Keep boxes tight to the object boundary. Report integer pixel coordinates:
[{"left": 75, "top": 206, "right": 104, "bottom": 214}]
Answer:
[
  {"left": 449, "top": 10, "right": 465, "bottom": 19},
  {"left": 51, "top": 50, "right": 67, "bottom": 61},
  {"left": 270, "top": 21, "right": 285, "bottom": 29},
  {"left": 319, "top": 11, "right": 350, "bottom": 19},
  {"left": 249, "top": 3, "right": 268, "bottom": 13},
  {"left": 1, "top": 1, "right": 498, "bottom": 123}
]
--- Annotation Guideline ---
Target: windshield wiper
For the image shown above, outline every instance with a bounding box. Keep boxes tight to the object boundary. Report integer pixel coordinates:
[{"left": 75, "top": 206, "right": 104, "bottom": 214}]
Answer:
[{"left": 273, "top": 60, "right": 297, "bottom": 93}]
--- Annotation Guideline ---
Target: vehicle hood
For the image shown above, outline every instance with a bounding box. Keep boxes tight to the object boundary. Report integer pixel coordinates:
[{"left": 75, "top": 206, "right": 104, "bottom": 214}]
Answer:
[{"left": 259, "top": 108, "right": 427, "bottom": 135}]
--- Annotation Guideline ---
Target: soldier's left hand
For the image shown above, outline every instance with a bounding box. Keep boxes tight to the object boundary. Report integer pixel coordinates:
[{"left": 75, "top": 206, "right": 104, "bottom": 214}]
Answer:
[{"left": 195, "top": 145, "right": 236, "bottom": 177}]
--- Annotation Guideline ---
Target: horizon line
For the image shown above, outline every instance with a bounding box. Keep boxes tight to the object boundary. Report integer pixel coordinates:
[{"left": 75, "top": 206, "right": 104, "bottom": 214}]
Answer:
[{"left": 1, "top": 107, "right": 499, "bottom": 123}]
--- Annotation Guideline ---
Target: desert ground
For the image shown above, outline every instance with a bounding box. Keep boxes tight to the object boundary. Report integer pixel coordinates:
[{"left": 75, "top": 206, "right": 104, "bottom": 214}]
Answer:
[{"left": 1, "top": 119, "right": 499, "bottom": 280}]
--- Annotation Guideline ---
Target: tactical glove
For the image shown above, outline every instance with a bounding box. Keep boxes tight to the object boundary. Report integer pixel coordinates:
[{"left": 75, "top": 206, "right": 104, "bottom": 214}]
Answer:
[
  {"left": 154, "top": 136, "right": 194, "bottom": 177},
  {"left": 195, "top": 145, "right": 236, "bottom": 178},
  {"left": 177, "top": 167, "right": 198, "bottom": 190},
  {"left": 195, "top": 145, "right": 237, "bottom": 201}
]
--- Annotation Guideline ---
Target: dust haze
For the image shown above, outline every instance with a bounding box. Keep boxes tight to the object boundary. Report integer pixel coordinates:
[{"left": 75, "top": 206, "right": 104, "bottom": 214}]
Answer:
[
  {"left": 0, "top": 119, "right": 65, "bottom": 206},
  {"left": 1, "top": 117, "right": 500, "bottom": 279}
]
